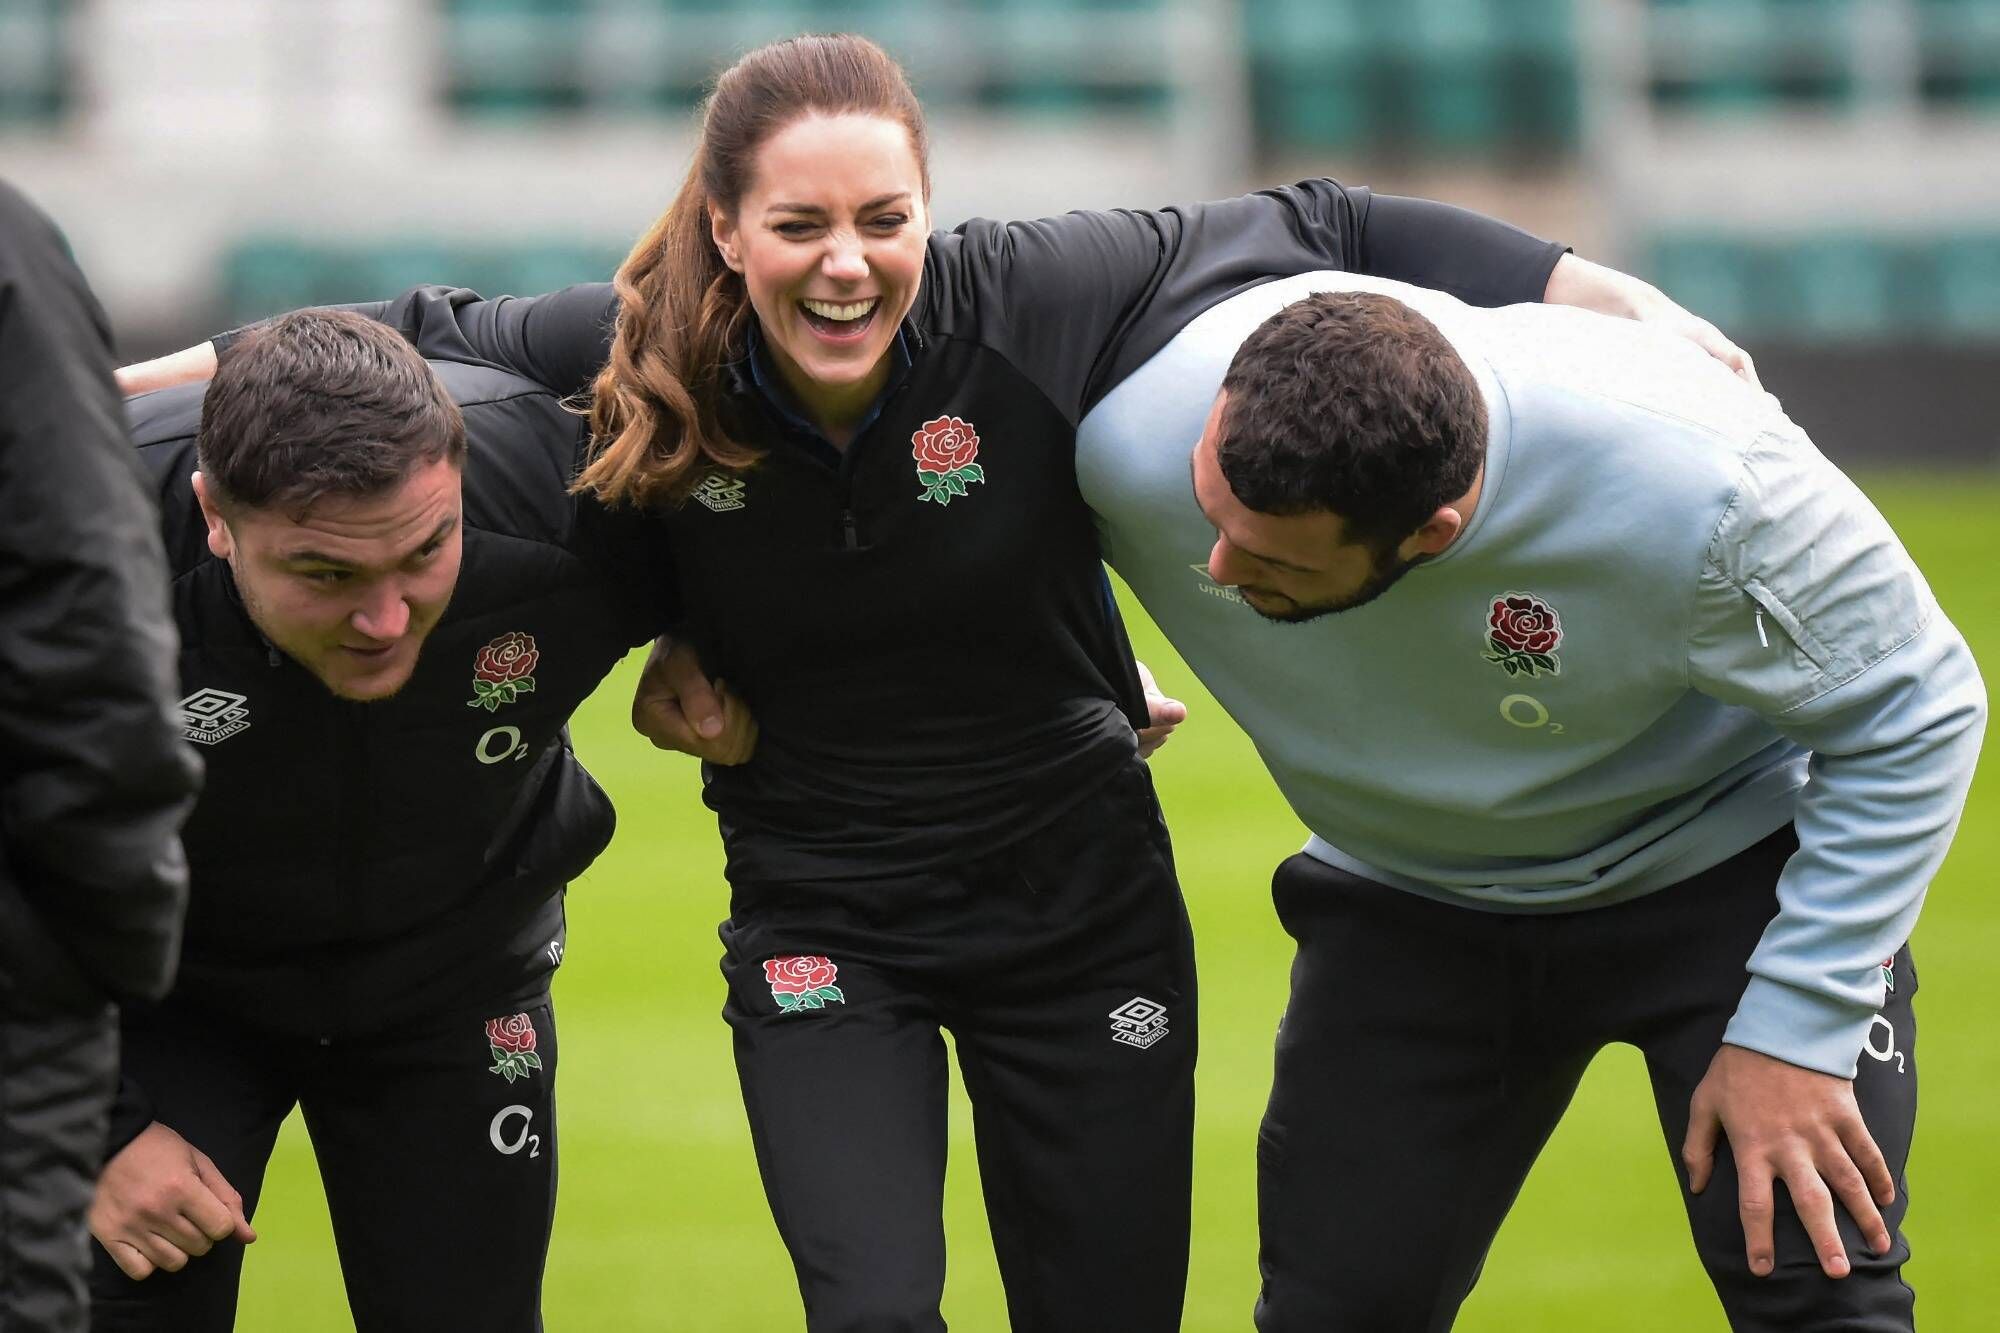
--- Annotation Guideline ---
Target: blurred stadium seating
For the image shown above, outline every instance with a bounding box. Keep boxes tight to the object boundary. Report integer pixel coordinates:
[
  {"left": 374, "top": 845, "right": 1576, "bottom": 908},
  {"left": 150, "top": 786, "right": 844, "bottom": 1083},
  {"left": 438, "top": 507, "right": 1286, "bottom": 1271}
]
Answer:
[
  {"left": 0, "top": 0, "right": 66, "bottom": 123},
  {"left": 2, "top": 0, "right": 1996, "bottom": 454}
]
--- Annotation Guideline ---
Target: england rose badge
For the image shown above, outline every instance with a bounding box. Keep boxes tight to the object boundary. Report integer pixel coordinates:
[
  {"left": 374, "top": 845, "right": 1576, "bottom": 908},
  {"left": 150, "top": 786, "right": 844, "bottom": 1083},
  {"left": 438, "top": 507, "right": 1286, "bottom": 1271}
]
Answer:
[
  {"left": 468, "top": 631, "right": 539, "bottom": 711},
  {"left": 911, "top": 415, "right": 984, "bottom": 506},
  {"left": 485, "top": 1013, "right": 543, "bottom": 1083},
  {"left": 1482, "top": 593, "right": 1563, "bottom": 678},
  {"left": 764, "top": 955, "right": 845, "bottom": 1013}
]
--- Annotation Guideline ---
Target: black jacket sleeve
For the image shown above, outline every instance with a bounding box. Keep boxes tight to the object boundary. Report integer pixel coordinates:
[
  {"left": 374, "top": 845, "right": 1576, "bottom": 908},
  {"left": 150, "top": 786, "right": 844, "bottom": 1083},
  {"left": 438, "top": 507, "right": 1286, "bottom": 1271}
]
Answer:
[
  {"left": 0, "top": 183, "right": 200, "bottom": 1009},
  {"left": 214, "top": 283, "right": 619, "bottom": 402},
  {"left": 928, "top": 179, "right": 1567, "bottom": 420}
]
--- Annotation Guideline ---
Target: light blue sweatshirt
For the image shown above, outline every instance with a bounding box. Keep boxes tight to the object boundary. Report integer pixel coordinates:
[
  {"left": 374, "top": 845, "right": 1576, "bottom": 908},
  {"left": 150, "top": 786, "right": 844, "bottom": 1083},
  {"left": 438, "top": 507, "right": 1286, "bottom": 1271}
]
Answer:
[{"left": 1078, "top": 273, "right": 1987, "bottom": 1077}]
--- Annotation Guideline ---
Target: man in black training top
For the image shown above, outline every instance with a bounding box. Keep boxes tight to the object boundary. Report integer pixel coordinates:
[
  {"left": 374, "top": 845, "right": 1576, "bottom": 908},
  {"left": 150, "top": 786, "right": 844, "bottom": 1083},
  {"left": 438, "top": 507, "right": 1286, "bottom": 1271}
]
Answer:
[{"left": 87, "top": 309, "right": 727, "bottom": 1332}]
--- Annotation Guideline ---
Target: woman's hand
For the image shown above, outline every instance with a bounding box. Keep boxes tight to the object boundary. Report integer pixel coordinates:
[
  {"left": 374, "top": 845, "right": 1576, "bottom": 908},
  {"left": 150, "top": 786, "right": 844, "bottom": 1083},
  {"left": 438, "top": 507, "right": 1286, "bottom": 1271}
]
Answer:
[
  {"left": 1544, "top": 254, "right": 1760, "bottom": 390},
  {"left": 1136, "top": 660, "right": 1188, "bottom": 761}
]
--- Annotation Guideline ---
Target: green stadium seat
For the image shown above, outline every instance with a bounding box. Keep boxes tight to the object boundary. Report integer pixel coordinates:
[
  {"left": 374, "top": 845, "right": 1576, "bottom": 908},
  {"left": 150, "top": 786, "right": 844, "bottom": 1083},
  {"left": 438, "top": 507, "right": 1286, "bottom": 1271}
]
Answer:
[
  {"left": 1653, "top": 231, "right": 2000, "bottom": 343},
  {"left": 1916, "top": 0, "right": 2000, "bottom": 110},
  {"left": 1777, "top": 237, "right": 1903, "bottom": 340},
  {"left": 221, "top": 239, "right": 638, "bottom": 327},
  {"left": 1245, "top": 0, "right": 1373, "bottom": 147},
  {"left": 1243, "top": 0, "right": 1578, "bottom": 150},
  {"left": 1650, "top": 237, "right": 1763, "bottom": 334},
  {"left": 0, "top": 0, "right": 67, "bottom": 124},
  {"left": 1647, "top": 0, "right": 1858, "bottom": 114},
  {"left": 1931, "top": 236, "right": 2000, "bottom": 337}
]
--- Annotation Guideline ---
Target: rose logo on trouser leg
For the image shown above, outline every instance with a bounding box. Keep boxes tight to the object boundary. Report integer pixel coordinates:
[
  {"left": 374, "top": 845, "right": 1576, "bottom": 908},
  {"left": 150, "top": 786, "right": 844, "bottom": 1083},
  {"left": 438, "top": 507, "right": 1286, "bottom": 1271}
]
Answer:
[
  {"left": 486, "top": 1013, "right": 543, "bottom": 1083},
  {"left": 469, "top": 631, "right": 540, "bottom": 711},
  {"left": 911, "top": 416, "right": 985, "bottom": 506},
  {"left": 1482, "top": 593, "right": 1563, "bottom": 678},
  {"left": 764, "top": 956, "right": 845, "bottom": 1012}
]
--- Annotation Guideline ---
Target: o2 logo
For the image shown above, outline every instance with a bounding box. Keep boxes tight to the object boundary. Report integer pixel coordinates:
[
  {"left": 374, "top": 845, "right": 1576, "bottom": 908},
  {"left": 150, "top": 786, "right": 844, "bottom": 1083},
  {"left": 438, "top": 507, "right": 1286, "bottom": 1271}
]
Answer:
[
  {"left": 1864, "top": 1014, "right": 1907, "bottom": 1073},
  {"left": 476, "top": 725, "right": 532, "bottom": 765},
  {"left": 490, "top": 1104, "right": 542, "bottom": 1157},
  {"left": 1499, "top": 694, "right": 1565, "bottom": 735}
]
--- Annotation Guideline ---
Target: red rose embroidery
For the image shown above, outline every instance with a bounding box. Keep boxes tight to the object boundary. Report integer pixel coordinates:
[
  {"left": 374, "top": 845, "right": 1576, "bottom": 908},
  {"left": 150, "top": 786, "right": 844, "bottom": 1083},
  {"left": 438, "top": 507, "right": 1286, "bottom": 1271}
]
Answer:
[
  {"left": 487, "top": 1013, "right": 537, "bottom": 1053},
  {"left": 911, "top": 416, "right": 985, "bottom": 506},
  {"left": 764, "top": 955, "right": 845, "bottom": 1012},
  {"left": 1482, "top": 593, "right": 1563, "bottom": 678},
  {"left": 468, "top": 631, "right": 540, "bottom": 711},
  {"left": 485, "top": 1012, "right": 543, "bottom": 1083},
  {"left": 477, "top": 632, "right": 539, "bottom": 684}
]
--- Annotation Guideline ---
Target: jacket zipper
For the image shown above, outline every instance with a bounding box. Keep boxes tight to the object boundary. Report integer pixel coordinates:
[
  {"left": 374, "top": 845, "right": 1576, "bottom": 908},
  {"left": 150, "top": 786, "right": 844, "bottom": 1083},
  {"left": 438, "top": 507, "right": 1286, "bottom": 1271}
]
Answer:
[{"left": 833, "top": 375, "right": 915, "bottom": 552}]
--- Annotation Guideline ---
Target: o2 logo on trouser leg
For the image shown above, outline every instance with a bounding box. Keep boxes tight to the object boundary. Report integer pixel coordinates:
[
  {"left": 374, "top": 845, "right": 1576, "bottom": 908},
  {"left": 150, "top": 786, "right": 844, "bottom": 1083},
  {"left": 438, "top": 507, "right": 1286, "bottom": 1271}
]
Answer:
[
  {"left": 1863, "top": 1014, "right": 1906, "bottom": 1073},
  {"left": 490, "top": 1104, "right": 542, "bottom": 1158}
]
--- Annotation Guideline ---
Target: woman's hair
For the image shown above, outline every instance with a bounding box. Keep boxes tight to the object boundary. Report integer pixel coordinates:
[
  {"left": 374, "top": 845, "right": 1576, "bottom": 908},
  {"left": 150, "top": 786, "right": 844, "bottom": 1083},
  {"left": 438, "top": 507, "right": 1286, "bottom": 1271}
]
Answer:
[{"left": 578, "top": 33, "right": 930, "bottom": 507}]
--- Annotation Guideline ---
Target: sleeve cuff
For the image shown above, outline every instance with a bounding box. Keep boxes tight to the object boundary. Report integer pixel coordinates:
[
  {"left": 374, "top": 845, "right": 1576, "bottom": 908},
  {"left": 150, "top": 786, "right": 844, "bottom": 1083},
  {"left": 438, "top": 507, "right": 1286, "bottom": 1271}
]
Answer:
[
  {"left": 104, "top": 1074, "right": 156, "bottom": 1160},
  {"left": 1723, "top": 975, "right": 1876, "bottom": 1078},
  {"left": 210, "top": 323, "right": 258, "bottom": 360}
]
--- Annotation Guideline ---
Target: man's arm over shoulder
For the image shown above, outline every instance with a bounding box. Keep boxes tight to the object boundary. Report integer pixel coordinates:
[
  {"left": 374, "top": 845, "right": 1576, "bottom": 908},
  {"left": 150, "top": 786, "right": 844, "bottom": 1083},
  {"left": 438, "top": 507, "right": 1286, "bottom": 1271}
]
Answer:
[
  {"left": 0, "top": 186, "right": 200, "bottom": 1005},
  {"left": 1688, "top": 432, "right": 1987, "bottom": 1076}
]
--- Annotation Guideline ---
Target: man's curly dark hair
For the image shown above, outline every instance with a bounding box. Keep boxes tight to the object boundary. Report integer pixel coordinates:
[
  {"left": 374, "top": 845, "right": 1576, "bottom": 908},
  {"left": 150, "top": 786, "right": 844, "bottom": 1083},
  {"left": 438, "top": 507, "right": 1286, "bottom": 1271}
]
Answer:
[{"left": 1217, "top": 291, "right": 1486, "bottom": 552}]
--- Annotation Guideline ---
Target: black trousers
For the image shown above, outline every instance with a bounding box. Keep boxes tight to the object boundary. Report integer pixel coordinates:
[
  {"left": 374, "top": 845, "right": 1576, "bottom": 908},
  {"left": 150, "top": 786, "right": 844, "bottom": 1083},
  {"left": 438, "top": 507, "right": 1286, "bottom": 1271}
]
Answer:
[
  {"left": 88, "top": 994, "right": 559, "bottom": 1332},
  {"left": 1255, "top": 828, "right": 1919, "bottom": 1332},
  {"left": 720, "top": 761, "right": 1198, "bottom": 1333},
  {"left": 0, "top": 1001, "right": 117, "bottom": 1333}
]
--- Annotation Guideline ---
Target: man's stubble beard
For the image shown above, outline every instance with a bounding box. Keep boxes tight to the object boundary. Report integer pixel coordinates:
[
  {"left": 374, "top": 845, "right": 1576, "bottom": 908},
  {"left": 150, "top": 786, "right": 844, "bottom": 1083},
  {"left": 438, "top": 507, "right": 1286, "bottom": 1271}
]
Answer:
[{"left": 1245, "top": 552, "right": 1422, "bottom": 625}]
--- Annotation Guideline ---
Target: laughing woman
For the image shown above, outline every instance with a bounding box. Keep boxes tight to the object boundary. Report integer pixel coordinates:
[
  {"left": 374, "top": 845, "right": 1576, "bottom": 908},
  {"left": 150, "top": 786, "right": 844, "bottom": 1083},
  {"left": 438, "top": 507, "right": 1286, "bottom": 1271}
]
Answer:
[{"left": 124, "top": 33, "right": 1751, "bottom": 1332}]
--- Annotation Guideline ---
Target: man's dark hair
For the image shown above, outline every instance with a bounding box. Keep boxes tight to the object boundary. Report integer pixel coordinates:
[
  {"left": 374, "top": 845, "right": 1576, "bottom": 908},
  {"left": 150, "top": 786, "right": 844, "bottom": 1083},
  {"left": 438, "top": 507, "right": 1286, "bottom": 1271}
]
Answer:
[
  {"left": 1217, "top": 292, "right": 1487, "bottom": 551},
  {"left": 198, "top": 309, "right": 465, "bottom": 514}
]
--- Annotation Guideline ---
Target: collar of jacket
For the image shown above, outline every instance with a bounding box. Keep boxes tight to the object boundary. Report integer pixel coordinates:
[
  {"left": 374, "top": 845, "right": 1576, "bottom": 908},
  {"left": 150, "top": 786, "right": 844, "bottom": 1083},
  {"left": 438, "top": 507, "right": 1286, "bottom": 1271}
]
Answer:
[
  {"left": 212, "top": 558, "right": 289, "bottom": 669},
  {"left": 722, "top": 317, "right": 921, "bottom": 449}
]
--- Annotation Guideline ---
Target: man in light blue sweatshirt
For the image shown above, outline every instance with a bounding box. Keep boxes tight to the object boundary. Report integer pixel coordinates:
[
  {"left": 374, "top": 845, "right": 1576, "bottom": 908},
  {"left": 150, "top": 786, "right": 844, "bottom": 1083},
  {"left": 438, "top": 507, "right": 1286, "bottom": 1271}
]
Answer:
[{"left": 1076, "top": 274, "right": 1985, "bottom": 1330}]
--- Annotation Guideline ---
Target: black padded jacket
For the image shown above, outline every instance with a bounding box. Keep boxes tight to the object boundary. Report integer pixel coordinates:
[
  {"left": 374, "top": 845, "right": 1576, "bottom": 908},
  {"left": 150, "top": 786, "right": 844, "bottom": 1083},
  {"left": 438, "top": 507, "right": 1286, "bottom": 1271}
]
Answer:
[
  {"left": 0, "top": 182, "right": 198, "bottom": 1013},
  {"left": 120, "top": 351, "right": 670, "bottom": 1053}
]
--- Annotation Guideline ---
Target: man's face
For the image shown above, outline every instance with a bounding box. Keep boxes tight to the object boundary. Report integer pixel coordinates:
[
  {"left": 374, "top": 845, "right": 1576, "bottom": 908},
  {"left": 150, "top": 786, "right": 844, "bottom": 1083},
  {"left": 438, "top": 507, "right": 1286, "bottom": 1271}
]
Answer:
[
  {"left": 195, "top": 460, "right": 464, "bottom": 700},
  {"left": 1189, "top": 394, "right": 1418, "bottom": 624}
]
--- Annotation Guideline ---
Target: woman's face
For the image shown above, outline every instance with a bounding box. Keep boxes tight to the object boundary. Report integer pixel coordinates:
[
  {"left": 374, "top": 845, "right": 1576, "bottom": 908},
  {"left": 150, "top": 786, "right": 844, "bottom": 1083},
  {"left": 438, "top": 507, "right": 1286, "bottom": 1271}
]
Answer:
[{"left": 711, "top": 112, "right": 929, "bottom": 430}]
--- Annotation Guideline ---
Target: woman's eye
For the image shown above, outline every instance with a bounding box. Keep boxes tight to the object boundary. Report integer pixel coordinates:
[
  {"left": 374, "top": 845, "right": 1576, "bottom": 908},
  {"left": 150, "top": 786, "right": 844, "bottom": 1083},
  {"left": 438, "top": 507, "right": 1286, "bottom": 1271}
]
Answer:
[
  {"left": 870, "top": 214, "right": 907, "bottom": 231},
  {"left": 775, "top": 221, "right": 817, "bottom": 237}
]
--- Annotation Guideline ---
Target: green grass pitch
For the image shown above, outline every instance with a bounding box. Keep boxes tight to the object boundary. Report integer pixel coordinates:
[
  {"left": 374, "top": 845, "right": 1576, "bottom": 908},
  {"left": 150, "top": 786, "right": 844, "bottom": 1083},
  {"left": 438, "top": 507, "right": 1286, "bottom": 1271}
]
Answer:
[{"left": 228, "top": 472, "right": 2000, "bottom": 1330}]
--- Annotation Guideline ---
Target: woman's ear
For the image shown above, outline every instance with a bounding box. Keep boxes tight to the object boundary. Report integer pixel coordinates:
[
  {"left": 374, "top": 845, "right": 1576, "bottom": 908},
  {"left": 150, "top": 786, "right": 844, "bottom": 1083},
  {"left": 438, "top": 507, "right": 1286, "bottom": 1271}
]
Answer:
[{"left": 710, "top": 205, "right": 744, "bottom": 274}]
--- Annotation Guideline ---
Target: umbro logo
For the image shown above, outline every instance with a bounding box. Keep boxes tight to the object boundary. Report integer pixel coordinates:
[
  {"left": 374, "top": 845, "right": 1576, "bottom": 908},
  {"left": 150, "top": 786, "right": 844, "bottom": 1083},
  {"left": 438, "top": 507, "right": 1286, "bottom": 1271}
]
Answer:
[
  {"left": 1189, "top": 563, "right": 1245, "bottom": 605},
  {"left": 180, "top": 687, "right": 250, "bottom": 745},
  {"left": 1109, "top": 996, "right": 1170, "bottom": 1049},
  {"left": 692, "top": 474, "right": 748, "bottom": 513}
]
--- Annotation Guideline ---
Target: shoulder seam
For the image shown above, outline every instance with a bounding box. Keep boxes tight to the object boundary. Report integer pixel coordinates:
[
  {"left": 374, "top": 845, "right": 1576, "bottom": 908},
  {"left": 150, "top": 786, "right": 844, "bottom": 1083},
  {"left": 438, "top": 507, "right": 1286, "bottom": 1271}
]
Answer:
[{"left": 926, "top": 327, "right": 1079, "bottom": 428}]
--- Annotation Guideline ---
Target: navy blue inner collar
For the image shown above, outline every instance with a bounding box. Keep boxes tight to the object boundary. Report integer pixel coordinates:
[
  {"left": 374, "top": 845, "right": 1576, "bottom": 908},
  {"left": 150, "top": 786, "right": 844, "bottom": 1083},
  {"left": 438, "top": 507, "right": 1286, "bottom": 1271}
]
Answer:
[{"left": 741, "top": 319, "right": 914, "bottom": 457}]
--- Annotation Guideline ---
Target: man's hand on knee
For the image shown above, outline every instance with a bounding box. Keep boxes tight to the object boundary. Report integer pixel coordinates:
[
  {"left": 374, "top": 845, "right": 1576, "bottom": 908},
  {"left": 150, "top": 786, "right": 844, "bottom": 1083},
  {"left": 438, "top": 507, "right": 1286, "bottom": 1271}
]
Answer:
[
  {"left": 89, "top": 1120, "right": 256, "bottom": 1280},
  {"left": 1682, "top": 1043, "right": 1895, "bottom": 1281}
]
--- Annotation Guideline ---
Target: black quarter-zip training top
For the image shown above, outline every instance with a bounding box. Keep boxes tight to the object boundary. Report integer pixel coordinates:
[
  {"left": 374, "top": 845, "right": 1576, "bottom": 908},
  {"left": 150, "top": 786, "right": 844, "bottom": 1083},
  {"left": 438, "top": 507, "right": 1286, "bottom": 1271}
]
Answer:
[
  {"left": 223, "top": 181, "right": 1564, "bottom": 885},
  {"left": 126, "top": 359, "right": 672, "bottom": 1039}
]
